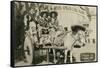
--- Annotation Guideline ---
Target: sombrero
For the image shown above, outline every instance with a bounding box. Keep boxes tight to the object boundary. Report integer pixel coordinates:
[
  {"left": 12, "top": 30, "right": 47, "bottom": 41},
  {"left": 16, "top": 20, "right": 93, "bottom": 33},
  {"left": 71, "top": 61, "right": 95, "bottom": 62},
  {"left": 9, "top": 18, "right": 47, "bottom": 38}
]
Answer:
[
  {"left": 40, "top": 11, "right": 49, "bottom": 17},
  {"left": 50, "top": 11, "right": 58, "bottom": 18},
  {"left": 71, "top": 25, "right": 86, "bottom": 32}
]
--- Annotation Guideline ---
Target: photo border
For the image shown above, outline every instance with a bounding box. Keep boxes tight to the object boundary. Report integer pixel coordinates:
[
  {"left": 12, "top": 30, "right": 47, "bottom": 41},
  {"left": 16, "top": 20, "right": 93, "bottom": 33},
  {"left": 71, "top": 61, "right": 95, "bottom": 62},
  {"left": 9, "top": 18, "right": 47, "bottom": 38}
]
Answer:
[{"left": 10, "top": 1, "right": 98, "bottom": 67}]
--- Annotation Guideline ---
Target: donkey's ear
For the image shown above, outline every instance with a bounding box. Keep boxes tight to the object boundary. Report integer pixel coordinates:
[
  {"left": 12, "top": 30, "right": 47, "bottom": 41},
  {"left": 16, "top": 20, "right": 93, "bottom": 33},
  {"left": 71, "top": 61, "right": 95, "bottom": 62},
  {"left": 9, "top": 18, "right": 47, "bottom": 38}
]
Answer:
[
  {"left": 71, "top": 26, "right": 78, "bottom": 33},
  {"left": 64, "top": 27, "right": 68, "bottom": 31}
]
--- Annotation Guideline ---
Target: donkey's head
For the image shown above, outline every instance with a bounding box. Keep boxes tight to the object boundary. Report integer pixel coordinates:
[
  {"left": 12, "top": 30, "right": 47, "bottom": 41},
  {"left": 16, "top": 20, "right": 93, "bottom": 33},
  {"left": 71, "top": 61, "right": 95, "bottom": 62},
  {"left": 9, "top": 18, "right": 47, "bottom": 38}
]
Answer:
[{"left": 71, "top": 25, "right": 86, "bottom": 47}]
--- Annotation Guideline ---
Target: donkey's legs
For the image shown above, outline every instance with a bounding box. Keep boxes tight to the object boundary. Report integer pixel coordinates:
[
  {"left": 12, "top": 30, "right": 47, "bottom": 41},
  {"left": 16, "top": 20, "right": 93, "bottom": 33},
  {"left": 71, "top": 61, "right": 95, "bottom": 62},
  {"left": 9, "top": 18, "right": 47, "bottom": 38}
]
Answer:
[
  {"left": 70, "top": 50, "right": 73, "bottom": 63},
  {"left": 53, "top": 49, "right": 57, "bottom": 64},
  {"left": 64, "top": 49, "right": 68, "bottom": 63}
]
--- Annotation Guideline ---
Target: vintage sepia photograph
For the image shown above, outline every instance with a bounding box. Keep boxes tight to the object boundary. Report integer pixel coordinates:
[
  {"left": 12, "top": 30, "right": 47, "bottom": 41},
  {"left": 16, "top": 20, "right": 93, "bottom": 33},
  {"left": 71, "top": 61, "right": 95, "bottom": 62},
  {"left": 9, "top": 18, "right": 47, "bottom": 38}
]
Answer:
[{"left": 11, "top": 1, "right": 98, "bottom": 67}]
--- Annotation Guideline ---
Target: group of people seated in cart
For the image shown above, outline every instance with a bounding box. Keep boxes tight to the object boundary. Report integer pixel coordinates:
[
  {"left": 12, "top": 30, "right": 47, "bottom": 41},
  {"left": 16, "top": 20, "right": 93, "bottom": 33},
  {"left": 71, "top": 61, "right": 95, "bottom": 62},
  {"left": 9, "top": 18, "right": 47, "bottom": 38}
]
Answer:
[{"left": 25, "top": 11, "right": 60, "bottom": 45}]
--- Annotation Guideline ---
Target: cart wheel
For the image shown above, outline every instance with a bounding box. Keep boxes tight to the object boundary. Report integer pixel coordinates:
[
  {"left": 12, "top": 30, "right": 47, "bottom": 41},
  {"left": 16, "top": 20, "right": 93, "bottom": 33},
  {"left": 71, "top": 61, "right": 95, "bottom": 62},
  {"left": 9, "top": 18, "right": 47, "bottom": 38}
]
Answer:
[{"left": 24, "top": 37, "right": 34, "bottom": 64}]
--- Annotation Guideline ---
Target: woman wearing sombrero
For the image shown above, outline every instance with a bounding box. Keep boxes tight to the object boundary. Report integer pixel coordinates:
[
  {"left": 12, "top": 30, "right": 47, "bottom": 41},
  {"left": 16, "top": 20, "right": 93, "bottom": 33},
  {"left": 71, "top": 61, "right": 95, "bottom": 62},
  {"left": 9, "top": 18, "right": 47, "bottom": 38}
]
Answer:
[
  {"left": 49, "top": 11, "right": 59, "bottom": 31},
  {"left": 39, "top": 11, "right": 49, "bottom": 27}
]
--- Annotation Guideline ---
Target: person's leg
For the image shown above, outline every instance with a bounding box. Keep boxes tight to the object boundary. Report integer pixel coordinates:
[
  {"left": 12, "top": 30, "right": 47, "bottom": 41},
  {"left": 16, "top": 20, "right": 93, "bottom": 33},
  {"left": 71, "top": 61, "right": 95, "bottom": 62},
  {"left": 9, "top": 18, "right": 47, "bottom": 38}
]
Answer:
[{"left": 70, "top": 50, "right": 73, "bottom": 63}]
